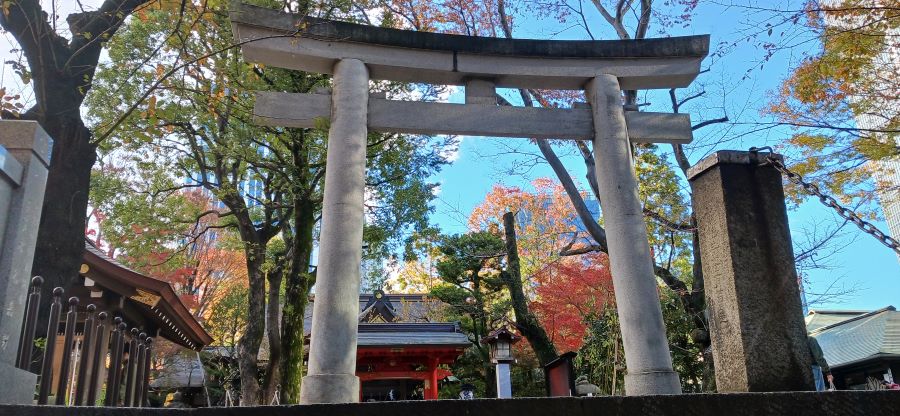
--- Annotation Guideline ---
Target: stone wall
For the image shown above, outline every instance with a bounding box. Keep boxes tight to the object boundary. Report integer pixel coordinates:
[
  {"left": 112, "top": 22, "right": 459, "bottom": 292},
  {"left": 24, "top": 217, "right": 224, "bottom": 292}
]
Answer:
[{"left": 1, "top": 391, "right": 898, "bottom": 416}]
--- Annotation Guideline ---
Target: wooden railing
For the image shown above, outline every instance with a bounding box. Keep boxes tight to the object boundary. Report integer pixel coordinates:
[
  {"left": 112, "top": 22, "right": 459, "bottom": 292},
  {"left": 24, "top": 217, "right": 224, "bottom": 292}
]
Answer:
[{"left": 16, "top": 276, "right": 154, "bottom": 407}]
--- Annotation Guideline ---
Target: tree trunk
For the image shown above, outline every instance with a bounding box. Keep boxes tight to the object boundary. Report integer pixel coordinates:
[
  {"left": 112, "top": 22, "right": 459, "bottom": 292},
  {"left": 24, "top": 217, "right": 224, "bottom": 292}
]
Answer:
[
  {"left": 237, "top": 246, "right": 267, "bottom": 405},
  {"left": 280, "top": 198, "right": 315, "bottom": 403},
  {"left": 279, "top": 280, "right": 308, "bottom": 403},
  {"left": 0, "top": 0, "right": 148, "bottom": 357},
  {"left": 28, "top": 113, "right": 97, "bottom": 347},
  {"left": 501, "top": 212, "right": 558, "bottom": 365},
  {"left": 262, "top": 263, "right": 283, "bottom": 403}
]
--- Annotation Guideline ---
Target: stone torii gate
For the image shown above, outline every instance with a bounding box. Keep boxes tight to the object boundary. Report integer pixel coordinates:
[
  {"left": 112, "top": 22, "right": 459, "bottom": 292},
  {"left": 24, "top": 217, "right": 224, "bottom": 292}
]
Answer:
[{"left": 230, "top": 3, "right": 709, "bottom": 404}]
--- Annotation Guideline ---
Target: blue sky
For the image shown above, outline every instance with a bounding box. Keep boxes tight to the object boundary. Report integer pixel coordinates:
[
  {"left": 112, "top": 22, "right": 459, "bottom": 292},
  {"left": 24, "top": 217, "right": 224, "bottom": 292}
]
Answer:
[{"left": 426, "top": 1, "right": 900, "bottom": 311}]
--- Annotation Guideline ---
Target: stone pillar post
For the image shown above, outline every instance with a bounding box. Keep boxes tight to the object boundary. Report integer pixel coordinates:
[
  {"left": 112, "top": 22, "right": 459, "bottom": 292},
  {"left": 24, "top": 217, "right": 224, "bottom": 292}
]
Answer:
[
  {"left": 0, "top": 120, "right": 51, "bottom": 404},
  {"left": 687, "top": 150, "right": 814, "bottom": 392},
  {"left": 496, "top": 363, "right": 513, "bottom": 398},
  {"left": 587, "top": 75, "right": 681, "bottom": 395},
  {"left": 300, "top": 58, "right": 369, "bottom": 404}
]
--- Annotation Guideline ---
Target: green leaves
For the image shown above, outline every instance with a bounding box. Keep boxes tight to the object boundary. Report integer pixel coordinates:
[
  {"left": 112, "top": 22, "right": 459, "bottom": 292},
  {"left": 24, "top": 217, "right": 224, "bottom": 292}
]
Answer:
[
  {"left": 769, "top": 0, "right": 899, "bottom": 216},
  {"left": 435, "top": 232, "right": 505, "bottom": 287},
  {"left": 87, "top": 0, "right": 454, "bottom": 286}
]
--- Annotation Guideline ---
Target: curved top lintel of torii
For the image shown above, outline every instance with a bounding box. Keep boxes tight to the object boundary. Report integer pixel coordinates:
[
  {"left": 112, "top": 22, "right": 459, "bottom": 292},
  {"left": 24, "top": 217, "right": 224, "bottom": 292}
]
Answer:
[{"left": 229, "top": 2, "right": 710, "bottom": 91}]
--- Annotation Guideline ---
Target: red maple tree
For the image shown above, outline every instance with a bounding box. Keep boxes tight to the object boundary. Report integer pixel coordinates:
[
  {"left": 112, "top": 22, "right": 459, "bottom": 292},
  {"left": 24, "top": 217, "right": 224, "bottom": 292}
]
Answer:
[{"left": 530, "top": 252, "right": 615, "bottom": 352}]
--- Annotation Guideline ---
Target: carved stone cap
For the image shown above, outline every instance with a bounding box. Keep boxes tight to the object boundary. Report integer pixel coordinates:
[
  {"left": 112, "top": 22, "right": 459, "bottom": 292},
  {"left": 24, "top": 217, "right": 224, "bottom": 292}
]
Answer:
[
  {"left": 687, "top": 150, "right": 784, "bottom": 181},
  {"left": 0, "top": 120, "right": 53, "bottom": 168}
]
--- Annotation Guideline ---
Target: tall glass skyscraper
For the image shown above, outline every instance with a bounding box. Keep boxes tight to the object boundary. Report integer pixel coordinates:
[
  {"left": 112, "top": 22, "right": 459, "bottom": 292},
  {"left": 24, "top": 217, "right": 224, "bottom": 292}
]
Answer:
[
  {"left": 823, "top": 2, "right": 900, "bottom": 262},
  {"left": 856, "top": 34, "right": 900, "bottom": 262}
]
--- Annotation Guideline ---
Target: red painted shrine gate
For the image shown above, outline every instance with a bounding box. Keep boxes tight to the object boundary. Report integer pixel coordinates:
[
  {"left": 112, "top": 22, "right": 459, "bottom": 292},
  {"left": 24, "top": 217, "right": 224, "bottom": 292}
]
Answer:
[{"left": 306, "top": 291, "right": 470, "bottom": 401}]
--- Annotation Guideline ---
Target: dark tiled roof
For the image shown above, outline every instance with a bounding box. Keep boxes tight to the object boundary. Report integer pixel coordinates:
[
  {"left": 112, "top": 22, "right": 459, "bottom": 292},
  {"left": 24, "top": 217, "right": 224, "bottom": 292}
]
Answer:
[
  {"left": 305, "top": 292, "right": 444, "bottom": 333},
  {"left": 358, "top": 290, "right": 399, "bottom": 322},
  {"left": 805, "top": 310, "right": 868, "bottom": 331},
  {"left": 358, "top": 323, "right": 470, "bottom": 348},
  {"left": 807, "top": 306, "right": 900, "bottom": 368},
  {"left": 359, "top": 322, "right": 460, "bottom": 333},
  {"left": 358, "top": 332, "right": 471, "bottom": 347}
]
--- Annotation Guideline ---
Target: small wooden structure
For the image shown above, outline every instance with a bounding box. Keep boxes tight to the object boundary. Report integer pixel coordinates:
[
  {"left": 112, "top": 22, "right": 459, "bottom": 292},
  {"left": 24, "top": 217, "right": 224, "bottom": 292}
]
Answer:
[
  {"left": 482, "top": 327, "right": 522, "bottom": 398},
  {"left": 80, "top": 242, "right": 211, "bottom": 350},
  {"left": 544, "top": 352, "right": 578, "bottom": 397},
  {"left": 357, "top": 322, "right": 468, "bottom": 400},
  {"left": 15, "top": 241, "right": 211, "bottom": 407}
]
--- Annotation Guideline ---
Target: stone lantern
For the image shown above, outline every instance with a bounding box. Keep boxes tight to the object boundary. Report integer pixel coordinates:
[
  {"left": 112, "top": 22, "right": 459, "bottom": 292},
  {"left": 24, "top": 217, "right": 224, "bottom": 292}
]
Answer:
[{"left": 483, "top": 326, "right": 522, "bottom": 398}]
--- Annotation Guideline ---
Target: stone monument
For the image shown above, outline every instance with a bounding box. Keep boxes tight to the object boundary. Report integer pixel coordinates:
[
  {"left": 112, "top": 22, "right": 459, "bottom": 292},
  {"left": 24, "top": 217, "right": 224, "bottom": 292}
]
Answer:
[{"left": 688, "top": 150, "right": 814, "bottom": 392}]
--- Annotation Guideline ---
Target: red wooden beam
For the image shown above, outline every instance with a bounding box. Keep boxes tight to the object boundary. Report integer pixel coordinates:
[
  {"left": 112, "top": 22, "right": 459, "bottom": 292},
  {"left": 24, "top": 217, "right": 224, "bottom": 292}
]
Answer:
[{"left": 358, "top": 370, "right": 430, "bottom": 382}]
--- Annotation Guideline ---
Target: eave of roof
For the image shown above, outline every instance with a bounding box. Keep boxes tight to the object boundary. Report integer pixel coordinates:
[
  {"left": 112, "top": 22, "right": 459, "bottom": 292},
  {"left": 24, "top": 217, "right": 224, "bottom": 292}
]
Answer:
[
  {"left": 83, "top": 242, "right": 213, "bottom": 349},
  {"left": 829, "top": 352, "right": 900, "bottom": 372},
  {"left": 809, "top": 306, "right": 896, "bottom": 334},
  {"left": 809, "top": 310, "right": 875, "bottom": 315},
  {"left": 356, "top": 322, "right": 471, "bottom": 348},
  {"left": 357, "top": 332, "right": 471, "bottom": 348},
  {"left": 358, "top": 322, "right": 461, "bottom": 333},
  {"left": 810, "top": 306, "right": 900, "bottom": 368}
]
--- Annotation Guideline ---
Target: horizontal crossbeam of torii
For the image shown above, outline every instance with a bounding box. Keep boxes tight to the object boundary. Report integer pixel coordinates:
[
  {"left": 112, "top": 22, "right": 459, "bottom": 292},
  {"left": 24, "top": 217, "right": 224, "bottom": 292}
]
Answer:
[
  {"left": 230, "top": 2, "right": 710, "bottom": 404},
  {"left": 254, "top": 92, "right": 693, "bottom": 143}
]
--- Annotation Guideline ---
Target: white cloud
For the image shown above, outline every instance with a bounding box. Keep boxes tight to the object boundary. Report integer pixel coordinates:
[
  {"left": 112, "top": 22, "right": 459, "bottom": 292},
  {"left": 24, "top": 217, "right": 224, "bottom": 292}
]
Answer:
[{"left": 441, "top": 136, "right": 464, "bottom": 162}]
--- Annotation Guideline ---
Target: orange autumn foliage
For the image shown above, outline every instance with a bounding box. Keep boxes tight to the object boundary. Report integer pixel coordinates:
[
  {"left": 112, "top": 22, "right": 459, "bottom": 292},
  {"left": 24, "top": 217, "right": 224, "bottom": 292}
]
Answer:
[
  {"left": 383, "top": 0, "right": 509, "bottom": 36},
  {"left": 469, "top": 179, "right": 611, "bottom": 352},
  {"left": 469, "top": 178, "right": 595, "bottom": 269}
]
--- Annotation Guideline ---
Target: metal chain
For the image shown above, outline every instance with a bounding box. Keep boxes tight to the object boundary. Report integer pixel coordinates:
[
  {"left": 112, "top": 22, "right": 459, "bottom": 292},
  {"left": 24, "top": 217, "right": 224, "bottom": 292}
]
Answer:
[{"left": 750, "top": 147, "right": 900, "bottom": 255}]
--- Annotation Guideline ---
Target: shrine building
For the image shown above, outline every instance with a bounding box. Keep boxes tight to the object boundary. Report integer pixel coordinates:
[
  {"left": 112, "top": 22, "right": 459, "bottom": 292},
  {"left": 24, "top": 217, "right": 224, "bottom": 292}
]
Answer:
[{"left": 305, "top": 290, "right": 470, "bottom": 401}]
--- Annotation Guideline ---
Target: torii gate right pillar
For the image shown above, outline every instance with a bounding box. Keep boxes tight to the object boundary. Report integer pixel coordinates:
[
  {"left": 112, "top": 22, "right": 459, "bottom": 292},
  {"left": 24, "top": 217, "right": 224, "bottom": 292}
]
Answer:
[{"left": 588, "top": 74, "right": 682, "bottom": 395}]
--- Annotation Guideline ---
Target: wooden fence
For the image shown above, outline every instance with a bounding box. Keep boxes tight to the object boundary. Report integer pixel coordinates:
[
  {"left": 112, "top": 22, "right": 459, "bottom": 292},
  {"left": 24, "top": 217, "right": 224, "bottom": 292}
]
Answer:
[{"left": 16, "top": 276, "right": 154, "bottom": 407}]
